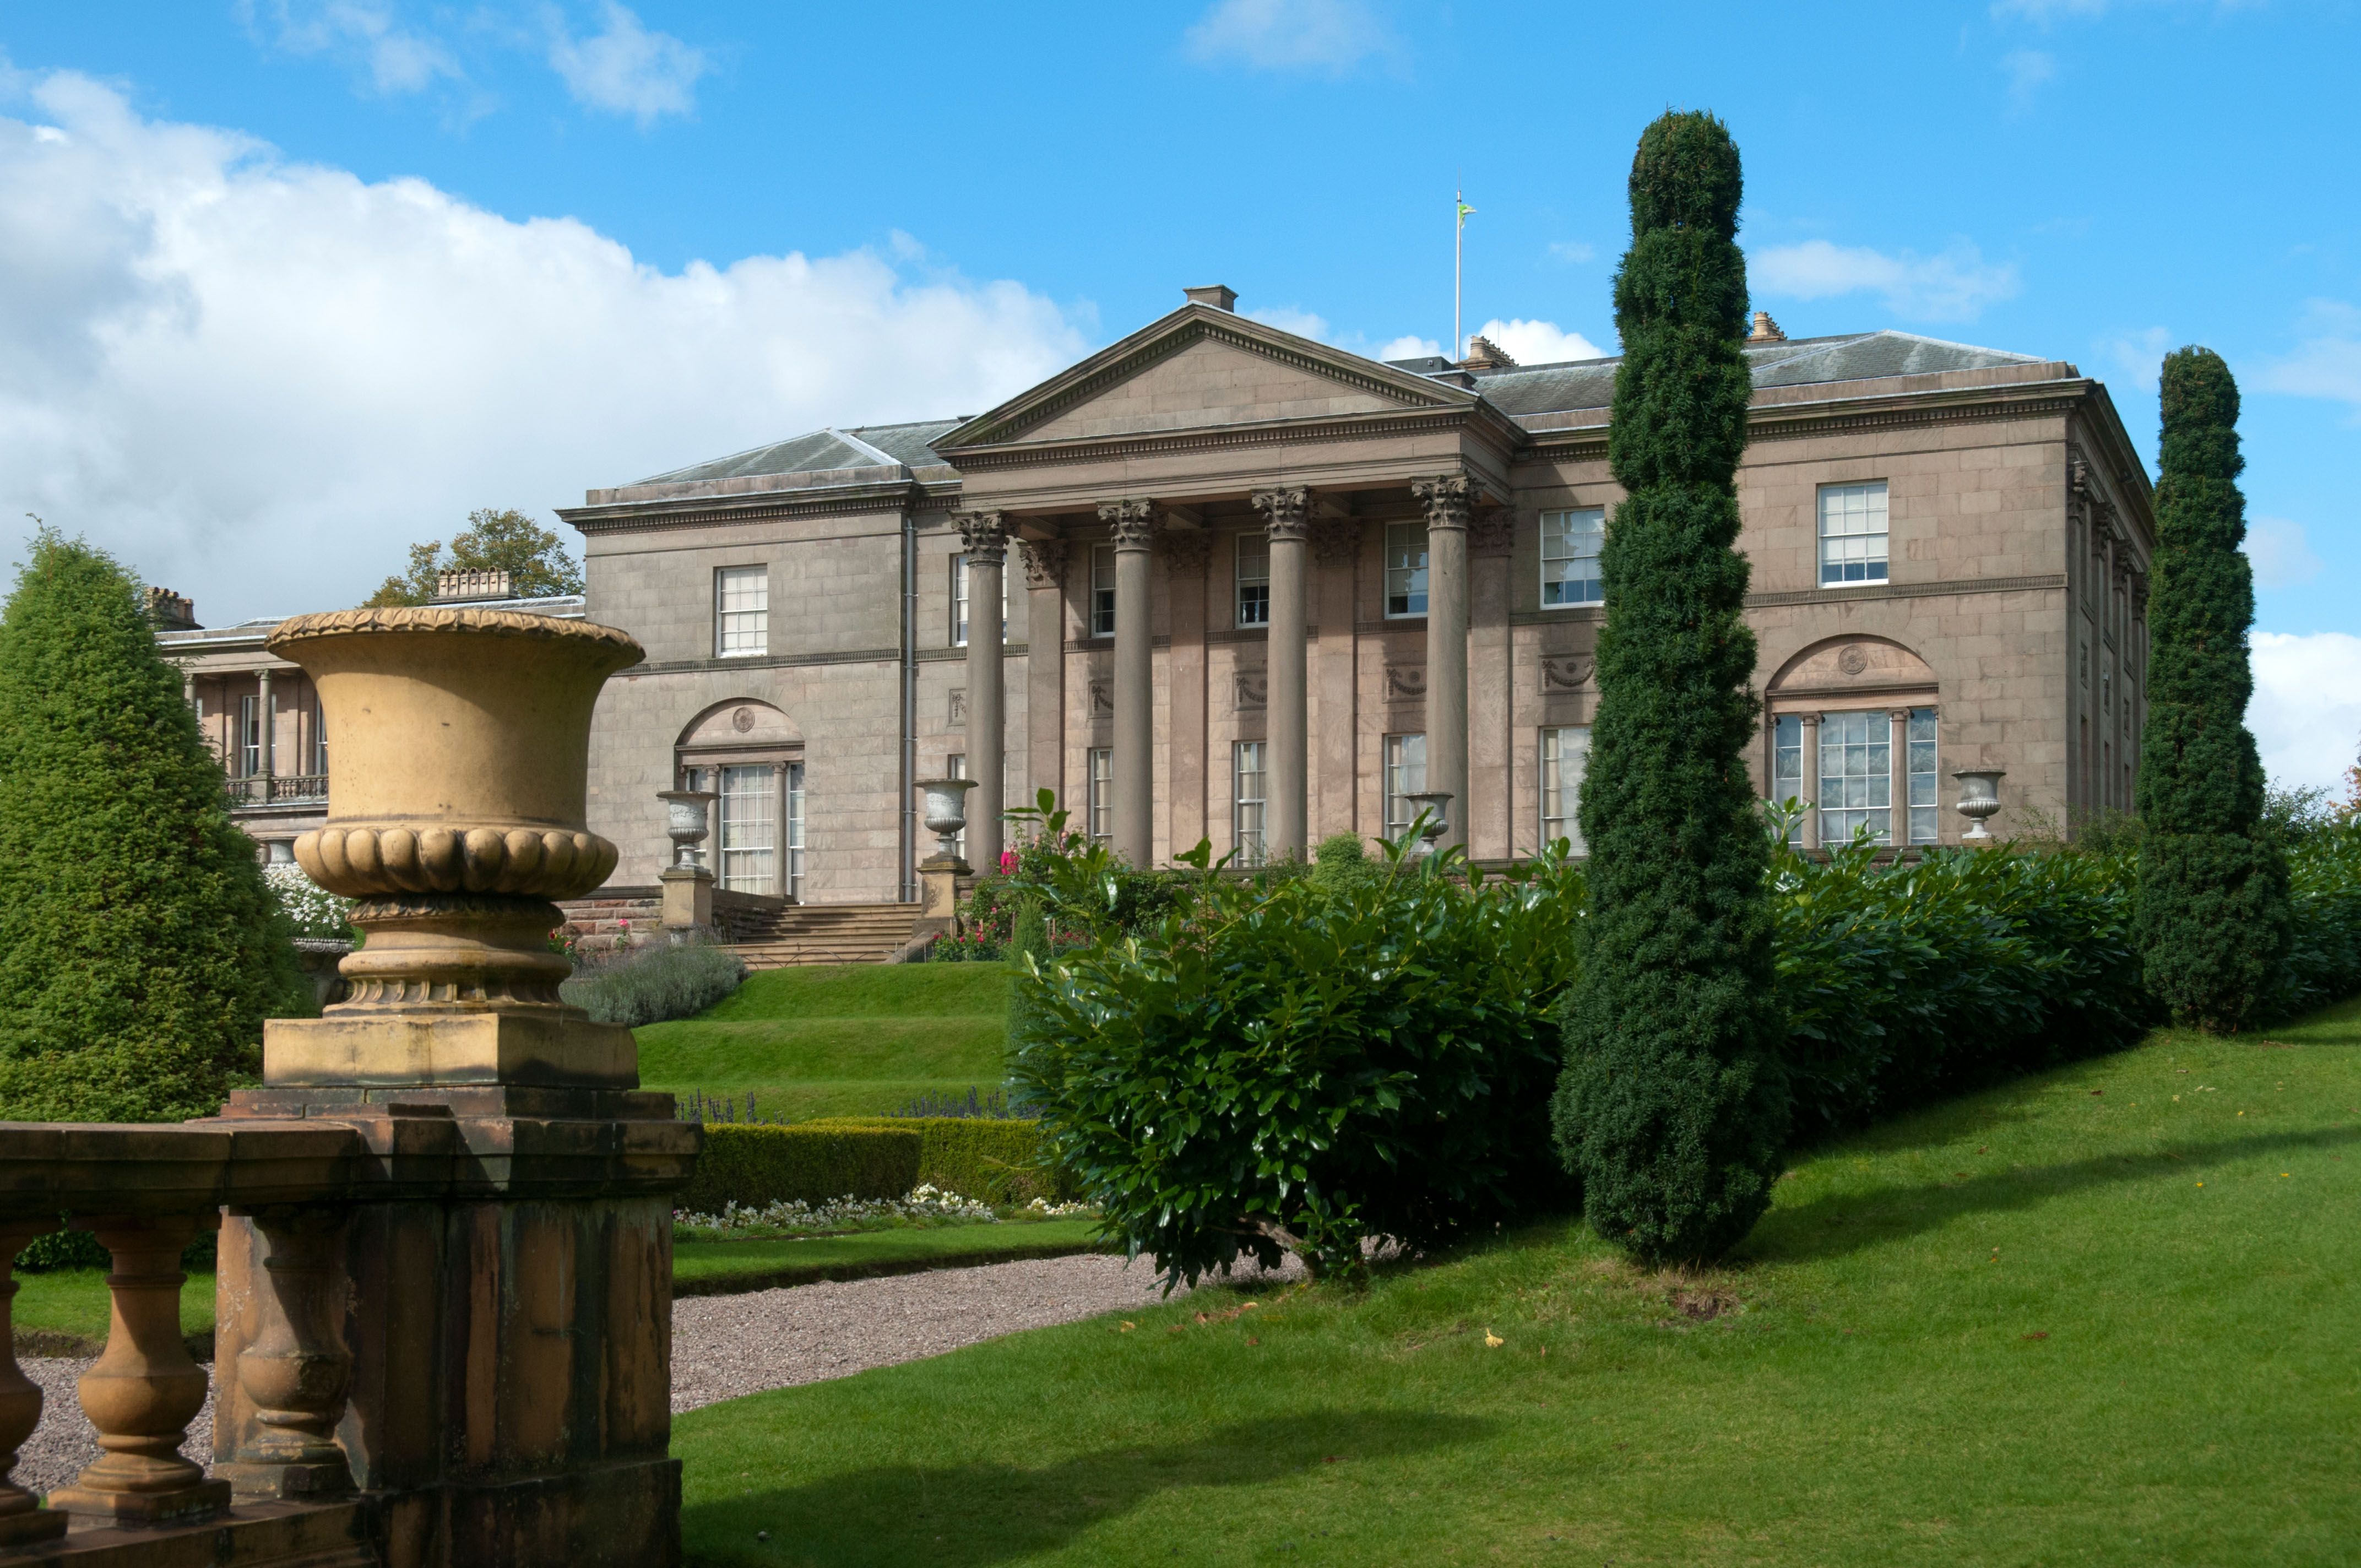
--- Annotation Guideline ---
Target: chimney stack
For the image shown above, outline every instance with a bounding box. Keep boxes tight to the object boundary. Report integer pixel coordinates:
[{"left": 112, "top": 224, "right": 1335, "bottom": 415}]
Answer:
[
  {"left": 1458, "top": 335, "right": 1519, "bottom": 371},
  {"left": 1749, "top": 311, "right": 1788, "bottom": 343},
  {"left": 1182, "top": 284, "right": 1238, "bottom": 312},
  {"left": 435, "top": 568, "right": 514, "bottom": 603},
  {"left": 145, "top": 587, "right": 199, "bottom": 631}
]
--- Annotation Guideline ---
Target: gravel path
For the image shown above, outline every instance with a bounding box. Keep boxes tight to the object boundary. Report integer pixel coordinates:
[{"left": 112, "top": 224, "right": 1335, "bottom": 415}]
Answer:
[{"left": 10, "top": 1252, "right": 1296, "bottom": 1495}]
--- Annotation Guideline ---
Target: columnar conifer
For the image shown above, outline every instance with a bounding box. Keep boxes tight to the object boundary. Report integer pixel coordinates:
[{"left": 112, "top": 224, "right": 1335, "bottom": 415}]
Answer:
[
  {"left": 1551, "top": 112, "right": 1789, "bottom": 1262},
  {"left": 2133, "top": 349, "right": 2290, "bottom": 1029},
  {"left": 0, "top": 532, "right": 302, "bottom": 1121}
]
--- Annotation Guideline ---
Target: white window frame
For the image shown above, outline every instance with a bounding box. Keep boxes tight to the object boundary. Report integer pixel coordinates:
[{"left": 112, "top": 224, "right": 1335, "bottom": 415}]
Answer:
[
  {"left": 952, "top": 555, "right": 1008, "bottom": 648},
  {"left": 310, "top": 698, "right": 328, "bottom": 777},
  {"left": 715, "top": 566, "right": 770, "bottom": 657},
  {"left": 1090, "top": 545, "right": 1117, "bottom": 638},
  {"left": 238, "top": 694, "right": 263, "bottom": 778},
  {"left": 1540, "top": 508, "right": 1605, "bottom": 608},
  {"left": 1772, "top": 714, "right": 1805, "bottom": 844},
  {"left": 1235, "top": 533, "right": 1270, "bottom": 630},
  {"left": 1383, "top": 732, "right": 1427, "bottom": 839},
  {"left": 784, "top": 760, "right": 806, "bottom": 898},
  {"left": 1817, "top": 482, "right": 1890, "bottom": 587},
  {"left": 1540, "top": 725, "right": 1591, "bottom": 853},
  {"left": 1233, "top": 740, "right": 1267, "bottom": 865},
  {"left": 1384, "top": 522, "right": 1428, "bottom": 618},
  {"left": 1904, "top": 708, "right": 1938, "bottom": 845},
  {"left": 718, "top": 763, "right": 779, "bottom": 892},
  {"left": 1817, "top": 710, "right": 1892, "bottom": 845},
  {"left": 1087, "top": 747, "right": 1113, "bottom": 843}
]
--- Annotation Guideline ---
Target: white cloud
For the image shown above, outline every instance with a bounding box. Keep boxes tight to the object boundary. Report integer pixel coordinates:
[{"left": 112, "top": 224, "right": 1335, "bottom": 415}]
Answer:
[
  {"left": 546, "top": 2, "right": 707, "bottom": 124},
  {"left": 1184, "top": 0, "right": 1397, "bottom": 74},
  {"left": 2244, "top": 517, "right": 2325, "bottom": 591},
  {"left": 1473, "top": 317, "right": 1606, "bottom": 365},
  {"left": 1548, "top": 241, "right": 1595, "bottom": 264},
  {"left": 2001, "top": 48, "right": 2057, "bottom": 107},
  {"left": 2250, "top": 632, "right": 2361, "bottom": 791},
  {"left": 1750, "top": 238, "right": 2021, "bottom": 323},
  {"left": 1991, "top": 0, "right": 2110, "bottom": 20},
  {"left": 2260, "top": 299, "right": 2361, "bottom": 409},
  {"left": 1247, "top": 305, "right": 1332, "bottom": 340},
  {"left": 246, "top": 1, "right": 462, "bottom": 95},
  {"left": 2100, "top": 325, "right": 2172, "bottom": 392},
  {"left": 1376, "top": 334, "right": 1441, "bottom": 360},
  {"left": 0, "top": 68, "right": 1088, "bottom": 625}
]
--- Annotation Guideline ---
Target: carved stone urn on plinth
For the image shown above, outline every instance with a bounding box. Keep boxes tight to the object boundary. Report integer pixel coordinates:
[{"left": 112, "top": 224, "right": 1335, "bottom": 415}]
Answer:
[
  {"left": 1953, "top": 768, "right": 2006, "bottom": 844},
  {"left": 1404, "top": 791, "right": 1454, "bottom": 862},
  {"left": 915, "top": 777, "right": 975, "bottom": 935},
  {"left": 267, "top": 606, "right": 643, "bottom": 1087},
  {"left": 656, "top": 788, "right": 720, "bottom": 936}
]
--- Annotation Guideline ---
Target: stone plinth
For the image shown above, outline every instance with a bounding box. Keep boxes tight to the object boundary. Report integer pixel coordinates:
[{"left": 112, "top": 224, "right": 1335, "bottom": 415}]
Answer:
[{"left": 659, "top": 866, "right": 714, "bottom": 932}]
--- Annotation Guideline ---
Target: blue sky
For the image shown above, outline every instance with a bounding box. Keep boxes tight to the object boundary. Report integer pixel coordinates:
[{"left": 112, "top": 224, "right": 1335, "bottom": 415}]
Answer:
[{"left": 0, "top": 1, "right": 2355, "bottom": 784}]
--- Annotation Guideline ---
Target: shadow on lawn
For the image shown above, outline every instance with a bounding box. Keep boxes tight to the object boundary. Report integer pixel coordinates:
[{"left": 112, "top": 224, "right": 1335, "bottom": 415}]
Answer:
[
  {"left": 1745, "top": 1123, "right": 2361, "bottom": 1265},
  {"left": 681, "top": 1409, "right": 1488, "bottom": 1567}
]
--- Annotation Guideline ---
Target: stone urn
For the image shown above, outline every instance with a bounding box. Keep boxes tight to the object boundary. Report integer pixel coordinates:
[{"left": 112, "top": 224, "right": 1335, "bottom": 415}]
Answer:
[
  {"left": 1953, "top": 768, "right": 2005, "bottom": 843},
  {"left": 917, "top": 777, "right": 977, "bottom": 864},
  {"left": 657, "top": 788, "right": 720, "bottom": 870},
  {"left": 263, "top": 606, "right": 646, "bottom": 1087},
  {"left": 1405, "top": 791, "right": 1454, "bottom": 861}
]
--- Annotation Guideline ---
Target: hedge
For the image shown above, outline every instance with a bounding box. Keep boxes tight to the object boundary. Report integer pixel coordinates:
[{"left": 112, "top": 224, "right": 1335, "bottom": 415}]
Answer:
[
  {"left": 675, "top": 1124, "right": 921, "bottom": 1215},
  {"left": 803, "top": 1116, "right": 1070, "bottom": 1206}
]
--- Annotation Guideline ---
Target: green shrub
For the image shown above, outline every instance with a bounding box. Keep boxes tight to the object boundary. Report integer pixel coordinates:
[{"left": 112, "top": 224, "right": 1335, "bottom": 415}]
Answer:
[
  {"left": 0, "top": 531, "right": 306, "bottom": 1124},
  {"left": 1554, "top": 112, "right": 1788, "bottom": 1264},
  {"left": 1309, "top": 832, "right": 1385, "bottom": 900},
  {"left": 1009, "top": 847, "right": 1585, "bottom": 1287},
  {"left": 675, "top": 1124, "right": 921, "bottom": 1214},
  {"left": 804, "top": 1116, "right": 1070, "bottom": 1206},
  {"left": 560, "top": 937, "right": 745, "bottom": 1027},
  {"left": 2272, "top": 816, "right": 2361, "bottom": 1019}
]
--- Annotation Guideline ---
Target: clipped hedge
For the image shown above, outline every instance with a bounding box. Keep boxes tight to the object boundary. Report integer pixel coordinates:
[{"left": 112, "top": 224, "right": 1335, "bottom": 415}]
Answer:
[
  {"left": 2273, "top": 816, "right": 2361, "bottom": 1019},
  {"left": 804, "top": 1116, "right": 1069, "bottom": 1206},
  {"left": 675, "top": 1124, "right": 920, "bottom": 1216}
]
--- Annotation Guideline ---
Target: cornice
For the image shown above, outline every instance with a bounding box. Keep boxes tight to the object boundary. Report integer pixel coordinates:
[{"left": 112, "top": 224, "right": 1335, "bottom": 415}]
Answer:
[
  {"left": 945, "top": 405, "right": 1519, "bottom": 477},
  {"left": 1520, "top": 377, "right": 2101, "bottom": 464},
  {"left": 1745, "top": 573, "right": 2067, "bottom": 609},
  {"left": 561, "top": 479, "right": 931, "bottom": 537}
]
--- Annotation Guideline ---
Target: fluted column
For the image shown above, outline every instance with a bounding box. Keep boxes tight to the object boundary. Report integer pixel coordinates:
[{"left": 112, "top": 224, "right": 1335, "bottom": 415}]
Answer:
[
  {"left": 1412, "top": 473, "right": 1473, "bottom": 849},
  {"left": 957, "top": 511, "right": 1009, "bottom": 874},
  {"left": 1100, "top": 499, "right": 1159, "bottom": 865},
  {"left": 1252, "top": 486, "right": 1310, "bottom": 860}
]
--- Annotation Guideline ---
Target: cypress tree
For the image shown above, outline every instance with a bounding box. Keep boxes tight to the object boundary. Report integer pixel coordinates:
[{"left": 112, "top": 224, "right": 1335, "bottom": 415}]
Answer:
[
  {"left": 0, "top": 531, "right": 302, "bottom": 1122},
  {"left": 2133, "top": 349, "right": 2290, "bottom": 1029},
  {"left": 1551, "top": 112, "right": 1789, "bottom": 1262}
]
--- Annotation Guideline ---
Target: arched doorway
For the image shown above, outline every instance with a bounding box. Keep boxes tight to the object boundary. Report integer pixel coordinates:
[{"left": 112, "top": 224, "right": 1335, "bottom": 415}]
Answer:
[
  {"left": 1765, "top": 637, "right": 1941, "bottom": 848},
  {"left": 677, "top": 701, "right": 805, "bottom": 900}
]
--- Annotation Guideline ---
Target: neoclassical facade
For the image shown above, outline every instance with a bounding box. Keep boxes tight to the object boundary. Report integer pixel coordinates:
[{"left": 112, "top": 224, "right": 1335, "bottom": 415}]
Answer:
[{"left": 559, "top": 291, "right": 2154, "bottom": 904}]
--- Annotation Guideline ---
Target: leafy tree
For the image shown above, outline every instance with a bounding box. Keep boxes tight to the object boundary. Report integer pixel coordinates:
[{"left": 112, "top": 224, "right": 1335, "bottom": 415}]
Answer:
[
  {"left": 1550, "top": 112, "right": 1789, "bottom": 1263},
  {"left": 0, "top": 531, "right": 305, "bottom": 1122},
  {"left": 2133, "top": 348, "right": 2291, "bottom": 1030},
  {"left": 364, "top": 507, "right": 585, "bottom": 606}
]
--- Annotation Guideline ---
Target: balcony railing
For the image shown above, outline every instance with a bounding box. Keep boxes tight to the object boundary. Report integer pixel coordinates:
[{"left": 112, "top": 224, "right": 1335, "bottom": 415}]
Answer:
[{"left": 224, "top": 773, "right": 328, "bottom": 807}]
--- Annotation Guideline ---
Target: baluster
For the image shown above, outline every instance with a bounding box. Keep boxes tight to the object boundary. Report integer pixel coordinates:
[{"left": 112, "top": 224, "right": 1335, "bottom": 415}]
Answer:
[
  {"left": 218, "top": 1209, "right": 352, "bottom": 1500},
  {"left": 0, "top": 1220, "right": 68, "bottom": 1548},
  {"left": 46, "top": 1214, "right": 230, "bottom": 1525}
]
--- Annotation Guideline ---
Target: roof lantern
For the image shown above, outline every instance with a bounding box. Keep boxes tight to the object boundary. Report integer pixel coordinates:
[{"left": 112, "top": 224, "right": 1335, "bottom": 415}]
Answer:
[{"left": 1182, "top": 284, "right": 1238, "bottom": 312}]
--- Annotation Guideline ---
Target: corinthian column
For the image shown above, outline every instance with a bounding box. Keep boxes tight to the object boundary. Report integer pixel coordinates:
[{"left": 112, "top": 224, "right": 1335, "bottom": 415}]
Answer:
[
  {"left": 1412, "top": 473, "right": 1472, "bottom": 850},
  {"left": 1100, "top": 499, "right": 1159, "bottom": 865},
  {"left": 1251, "top": 485, "right": 1310, "bottom": 860},
  {"left": 957, "top": 511, "right": 1009, "bottom": 873}
]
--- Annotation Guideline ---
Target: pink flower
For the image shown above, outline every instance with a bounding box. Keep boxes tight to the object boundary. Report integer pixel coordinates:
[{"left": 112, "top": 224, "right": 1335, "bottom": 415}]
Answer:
[{"left": 1000, "top": 850, "right": 1019, "bottom": 875}]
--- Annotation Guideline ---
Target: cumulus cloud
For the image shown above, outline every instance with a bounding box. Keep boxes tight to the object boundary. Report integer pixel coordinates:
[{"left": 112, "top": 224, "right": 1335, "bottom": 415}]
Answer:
[
  {"left": 545, "top": 2, "right": 708, "bottom": 123},
  {"left": 0, "top": 68, "right": 1089, "bottom": 624},
  {"left": 244, "top": 1, "right": 463, "bottom": 95},
  {"left": 1547, "top": 241, "right": 1595, "bottom": 264},
  {"left": 1376, "top": 334, "right": 1442, "bottom": 360},
  {"left": 1474, "top": 317, "right": 1606, "bottom": 365},
  {"left": 1247, "top": 305, "right": 1332, "bottom": 340},
  {"left": 2244, "top": 517, "right": 2325, "bottom": 591},
  {"left": 1184, "top": 0, "right": 1398, "bottom": 74},
  {"left": 1750, "top": 238, "right": 2021, "bottom": 323},
  {"left": 2250, "top": 632, "right": 2361, "bottom": 792},
  {"left": 2260, "top": 299, "right": 2361, "bottom": 410},
  {"left": 2099, "top": 325, "right": 2172, "bottom": 392}
]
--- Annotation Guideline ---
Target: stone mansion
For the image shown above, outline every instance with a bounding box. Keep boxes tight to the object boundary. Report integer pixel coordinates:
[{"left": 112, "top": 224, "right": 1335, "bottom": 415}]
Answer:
[{"left": 549, "top": 287, "right": 2155, "bottom": 907}]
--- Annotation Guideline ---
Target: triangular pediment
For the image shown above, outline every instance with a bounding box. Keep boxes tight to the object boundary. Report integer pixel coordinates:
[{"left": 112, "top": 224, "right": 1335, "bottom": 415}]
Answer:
[{"left": 935, "top": 305, "right": 1475, "bottom": 451}]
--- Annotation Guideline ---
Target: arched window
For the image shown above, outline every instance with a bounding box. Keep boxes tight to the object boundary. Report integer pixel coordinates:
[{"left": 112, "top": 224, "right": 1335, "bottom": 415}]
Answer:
[
  {"left": 1765, "top": 637, "right": 1941, "bottom": 848},
  {"left": 676, "top": 701, "right": 805, "bottom": 899}
]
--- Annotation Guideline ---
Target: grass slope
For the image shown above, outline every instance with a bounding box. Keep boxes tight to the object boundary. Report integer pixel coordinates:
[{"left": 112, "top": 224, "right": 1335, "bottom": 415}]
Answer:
[
  {"left": 675, "top": 997, "right": 2361, "bottom": 1567},
  {"left": 639, "top": 963, "right": 1010, "bottom": 1122},
  {"left": 675, "top": 1219, "right": 1110, "bottom": 1295},
  {"left": 14, "top": 1270, "right": 214, "bottom": 1357}
]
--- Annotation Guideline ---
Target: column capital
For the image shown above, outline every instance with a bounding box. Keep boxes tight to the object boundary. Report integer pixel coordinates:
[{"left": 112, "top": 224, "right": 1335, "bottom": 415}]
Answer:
[
  {"left": 954, "top": 509, "right": 1009, "bottom": 564},
  {"left": 1410, "top": 471, "right": 1474, "bottom": 531},
  {"left": 1099, "top": 498, "right": 1160, "bottom": 551},
  {"left": 1250, "top": 486, "right": 1311, "bottom": 541},
  {"left": 1798, "top": 710, "right": 1823, "bottom": 728},
  {"left": 1016, "top": 538, "right": 1067, "bottom": 589}
]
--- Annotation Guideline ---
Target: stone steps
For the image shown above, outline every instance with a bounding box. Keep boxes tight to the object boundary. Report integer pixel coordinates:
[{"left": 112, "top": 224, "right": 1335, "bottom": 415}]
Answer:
[{"left": 725, "top": 902, "right": 922, "bottom": 968}]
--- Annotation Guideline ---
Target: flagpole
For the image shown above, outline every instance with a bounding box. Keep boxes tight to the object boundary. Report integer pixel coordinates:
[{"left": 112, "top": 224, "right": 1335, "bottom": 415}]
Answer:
[{"left": 1453, "top": 188, "right": 1463, "bottom": 362}]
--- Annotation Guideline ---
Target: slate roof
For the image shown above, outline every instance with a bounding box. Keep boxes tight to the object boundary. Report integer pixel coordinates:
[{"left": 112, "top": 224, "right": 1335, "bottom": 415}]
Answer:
[{"left": 616, "top": 330, "right": 2049, "bottom": 494}]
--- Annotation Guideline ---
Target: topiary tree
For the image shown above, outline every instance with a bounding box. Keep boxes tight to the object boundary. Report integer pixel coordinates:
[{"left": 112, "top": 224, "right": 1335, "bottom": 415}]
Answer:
[
  {"left": 1550, "top": 111, "right": 1789, "bottom": 1262},
  {"left": 0, "top": 531, "right": 304, "bottom": 1122},
  {"left": 2133, "top": 349, "right": 2291, "bottom": 1029}
]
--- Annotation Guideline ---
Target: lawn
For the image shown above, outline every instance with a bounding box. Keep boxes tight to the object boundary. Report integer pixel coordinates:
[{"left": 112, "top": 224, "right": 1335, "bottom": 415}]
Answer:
[
  {"left": 638, "top": 963, "right": 1011, "bottom": 1123},
  {"left": 673, "top": 995, "right": 2361, "bottom": 1567}
]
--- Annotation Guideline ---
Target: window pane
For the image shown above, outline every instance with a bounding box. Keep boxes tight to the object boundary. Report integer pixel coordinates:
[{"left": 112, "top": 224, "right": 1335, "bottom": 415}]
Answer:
[
  {"left": 1087, "top": 747, "right": 1112, "bottom": 843},
  {"left": 1234, "top": 740, "right": 1267, "bottom": 865},
  {"left": 1816, "top": 710, "right": 1892, "bottom": 844},
  {"left": 719, "top": 764, "right": 778, "bottom": 892},
  {"left": 1236, "top": 533, "right": 1270, "bottom": 629},
  {"left": 784, "top": 762, "right": 806, "bottom": 898},
  {"left": 1091, "top": 545, "right": 1116, "bottom": 638},
  {"left": 952, "top": 557, "right": 969, "bottom": 647},
  {"left": 1540, "top": 725, "right": 1591, "bottom": 854},
  {"left": 1907, "top": 707, "right": 1939, "bottom": 844},
  {"left": 718, "top": 566, "right": 769, "bottom": 656},
  {"left": 1817, "top": 482, "right": 1890, "bottom": 587},
  {"left": 1540, "top": 508, "right": 1605, "bottom": 607},
  {"left": 1383, "top": 733, "right": 1428, "bottom": 837},
  {"left": 1772, "top": 714, "right": 1804, "bottom": 843},
  {"left": 1385, "top": 523, "right": 1428, "bottom": 617}
]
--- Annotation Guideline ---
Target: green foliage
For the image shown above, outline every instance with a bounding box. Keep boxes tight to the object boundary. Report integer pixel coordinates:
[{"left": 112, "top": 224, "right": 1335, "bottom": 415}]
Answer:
[
  {"left": 1765, "top": 839, "right": 2153, "bottom": 1140},
  {"left": 560, "top": 937, "right": 746, "bottom": 1027},
  {"left": 676, "top": 1124, "right": 922, "bottom": 1214},
  {"left": 363, "top": 507, "right": 585, "bottom": 607},
  {"left": 1309, "top": 832, "right": 1386, "bottom": 900},
  {"left": 2272, "top": 816, "right": 2361, "bottom": 1020},
  {"left": 1005, "top": 894, "right": 1054, "bottom": 1062},
  {"left": 0, "top": 532, "right": 304, "bottom": 1122},
  {"left": 2135, "top": 348, "right": 2292, "bottom": 1031},
  {"left": 1009, "top": 844, "right": 1586, "bottom": 1289},
  {"left": 1555, "top": 112, "right": 1788, "bottom": 1263},
  {"left": 804, "top": 1116, "right": 1071, "bottom": 1206},
  {"left": 1001, "top": 789, "right": 1198, "bottom": 940},
  {"left": 264, "top": 862, "right": 356, "bottom": 941}
]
